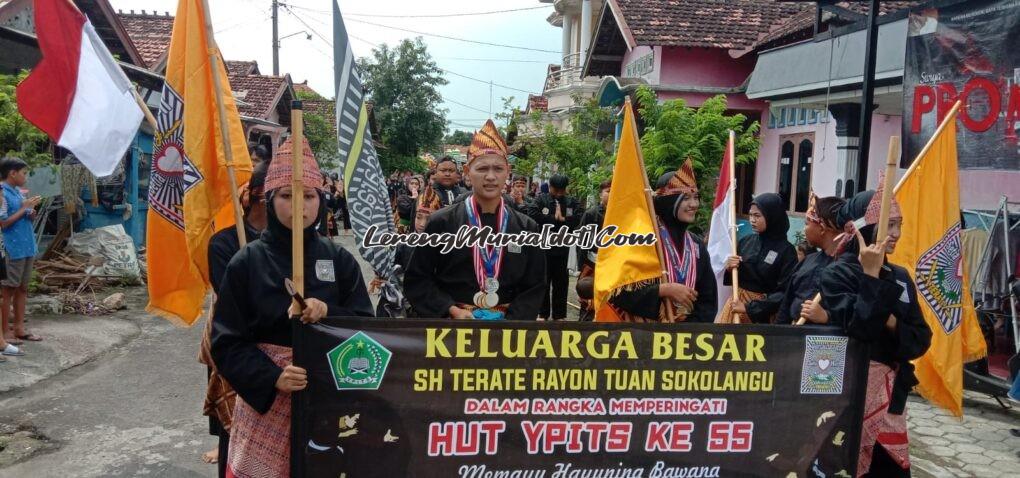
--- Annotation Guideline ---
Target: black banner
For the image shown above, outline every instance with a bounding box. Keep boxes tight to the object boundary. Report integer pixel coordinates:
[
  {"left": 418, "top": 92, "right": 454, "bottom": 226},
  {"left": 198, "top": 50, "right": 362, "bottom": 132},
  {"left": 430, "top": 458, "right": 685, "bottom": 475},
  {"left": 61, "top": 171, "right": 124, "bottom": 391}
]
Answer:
[
  {"left": 292, "top": 319, "right": 868, "bottom": 478},
  {"left": 903, "top": 0, "right": 1020, "bottom": 171}
]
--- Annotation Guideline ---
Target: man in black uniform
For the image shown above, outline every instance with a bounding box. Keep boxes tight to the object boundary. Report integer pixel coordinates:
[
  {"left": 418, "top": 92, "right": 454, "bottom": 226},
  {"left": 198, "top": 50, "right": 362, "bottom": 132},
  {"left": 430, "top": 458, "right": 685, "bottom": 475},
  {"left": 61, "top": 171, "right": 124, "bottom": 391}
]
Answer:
[
  {"left": 431, "top": 156, "right": 465, "bottom": 207},
  {"left": 529, "top": 173, "right": 580, "bottom": 320},
  {"left": 405, "top": 120, "right": 545, "bottom": 320}
]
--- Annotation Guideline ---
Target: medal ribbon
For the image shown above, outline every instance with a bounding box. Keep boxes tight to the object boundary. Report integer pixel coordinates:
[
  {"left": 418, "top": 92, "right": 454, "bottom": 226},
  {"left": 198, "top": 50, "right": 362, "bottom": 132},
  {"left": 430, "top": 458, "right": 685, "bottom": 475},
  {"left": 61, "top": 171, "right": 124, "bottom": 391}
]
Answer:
[
  {"left": 465, "top": 197, "right": 509, "bottom": 292},
  {"left": 657, "top": 224, "right": 699, "bottom": 288}
]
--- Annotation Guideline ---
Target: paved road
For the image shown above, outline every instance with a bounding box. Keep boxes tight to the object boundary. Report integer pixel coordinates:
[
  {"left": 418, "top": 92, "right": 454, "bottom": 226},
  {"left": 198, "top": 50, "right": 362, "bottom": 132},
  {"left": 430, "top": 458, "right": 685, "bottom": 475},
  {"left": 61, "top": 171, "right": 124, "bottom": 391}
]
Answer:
[
  {"left": 2, "top": 234, "right": 1017, "bottom": 477},
  {"left": 0, "top": 295, "right": 217, "bottom": 477}
]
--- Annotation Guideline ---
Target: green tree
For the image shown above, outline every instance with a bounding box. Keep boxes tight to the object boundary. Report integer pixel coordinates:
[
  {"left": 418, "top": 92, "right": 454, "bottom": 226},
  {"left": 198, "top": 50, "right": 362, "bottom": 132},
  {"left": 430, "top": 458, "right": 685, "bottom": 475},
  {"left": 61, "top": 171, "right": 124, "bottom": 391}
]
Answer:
[
  {"left": 358, "top": 38, "right": 447, "bottom": 174},
  {"left": 635, "top": 86, "right": 760, "bottom": 231},
  {"left": 303, "top": 112, "right": 338, "bottom": 171},
  {"left": 516, "top": 95, "right": 617, "bottom": 202},
  {"left": 0, "top": 72, "right": 51, "bottom": 167},
  {"left": 443, "top": 130, "right": 472, "bottom": 146}
]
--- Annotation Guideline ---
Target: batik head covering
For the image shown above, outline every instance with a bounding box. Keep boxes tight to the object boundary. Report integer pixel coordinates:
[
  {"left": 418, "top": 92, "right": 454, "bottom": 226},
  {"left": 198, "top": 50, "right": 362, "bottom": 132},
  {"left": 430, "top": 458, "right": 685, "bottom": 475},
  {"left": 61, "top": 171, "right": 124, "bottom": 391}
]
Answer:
[
  {"left": 264, "top": 136, "right": 323, "bottom": 192},
  {"left": 655, "top": 157, "right": 698, "bottom": 196},
  {"left": 864, "top": 171, "right": 902, "bottom": 226},
  {"left": 466, "top": 120, "right": 508, "bottom": 167},
  {"left": 417, "top": 182, "right": 442, "bottom": 213},
  {"left": 834, "top": 177, "right": 903, "bottom": 254}
]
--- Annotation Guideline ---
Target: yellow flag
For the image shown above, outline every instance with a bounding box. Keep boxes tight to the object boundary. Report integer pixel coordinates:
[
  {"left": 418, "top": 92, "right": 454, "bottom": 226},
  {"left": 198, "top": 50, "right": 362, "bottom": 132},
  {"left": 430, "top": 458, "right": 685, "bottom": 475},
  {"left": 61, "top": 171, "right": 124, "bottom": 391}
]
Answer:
[
  {"left": 889, "top": 113, "right": 986, "bottom": 416},
  {"left": 594, "top": 98, "right": 661, "bottom": 322},
  {"left": 145, "top": 0, "right": 252, "bottom": 326}
]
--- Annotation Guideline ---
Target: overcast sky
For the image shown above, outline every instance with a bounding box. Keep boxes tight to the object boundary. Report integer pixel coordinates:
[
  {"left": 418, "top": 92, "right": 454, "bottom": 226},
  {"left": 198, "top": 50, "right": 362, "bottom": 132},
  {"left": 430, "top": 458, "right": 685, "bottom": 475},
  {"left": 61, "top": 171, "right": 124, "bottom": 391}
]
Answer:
[{"left": 109, "top": 0, "right": 562, "bottom": 133}]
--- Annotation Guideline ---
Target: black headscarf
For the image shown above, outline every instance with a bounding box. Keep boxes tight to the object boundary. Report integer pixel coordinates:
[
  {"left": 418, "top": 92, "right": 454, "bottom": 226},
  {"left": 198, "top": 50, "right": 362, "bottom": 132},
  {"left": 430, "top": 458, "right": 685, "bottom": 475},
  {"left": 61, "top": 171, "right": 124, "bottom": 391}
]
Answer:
[
  {"left": 835, "top": 190, "right": 877, "bottom": 255},
  {"left": 653, "top": 171, "right": 691, "bottom": 236},
  {"left": 751, "top": 193, "right": 790, "bottom": 241}
]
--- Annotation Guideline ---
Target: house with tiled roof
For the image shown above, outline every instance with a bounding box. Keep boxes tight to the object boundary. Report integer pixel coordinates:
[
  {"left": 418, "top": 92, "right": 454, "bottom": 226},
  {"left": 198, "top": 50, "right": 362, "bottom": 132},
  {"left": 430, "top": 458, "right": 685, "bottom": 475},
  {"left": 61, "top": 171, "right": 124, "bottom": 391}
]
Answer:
[
  {"left": 228, "top": 69, "right": 295, "bottom": 152},
  {"left": 0, "top": 0, "right": 170, "bottom": 246},
  {"left": 115, "top": 10, "right": 296, "bottom": 153},
  {"left": 538, "top": 0, "right": 805, "bottom": 212},
  {"left": 226, "top": 60, "right": 259, "bottom": 76},
  {"left": 738, "top": 2, "right": 924, "bottom": 212},
  {"left": 117, "top": 9, "right": 173, "bottom": 70},
  {"left": 745, "top": 0, "right": 1016, "bottom": 211}
]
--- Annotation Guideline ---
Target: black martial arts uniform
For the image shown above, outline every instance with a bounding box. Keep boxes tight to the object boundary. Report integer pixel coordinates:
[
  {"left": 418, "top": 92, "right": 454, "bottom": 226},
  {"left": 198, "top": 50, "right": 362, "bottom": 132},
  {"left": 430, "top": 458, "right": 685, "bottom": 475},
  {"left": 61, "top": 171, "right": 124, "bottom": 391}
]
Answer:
[
  {"left": 530, "top": 192, "right": 581, "bottom": 320},
  {"left": 819, "top": 191, "right": 931, "bottom": 477},
  {"left": 204, "top": 223, "right": 260, "bottom": 478},
  {"left": 433, "top": 182, "right": 465, "bottom": 208},
  {"left": 211, "top": 204, "right": 374, "bottom": 415},
  {"left": 777, "top": 250, "right": 833, "bottom": 324},
  {"left": 723, "top": 193, "right": 798, "bottom": 323},
  {"left": 404, "top": 195, "right": 546, "bottom": 320}
]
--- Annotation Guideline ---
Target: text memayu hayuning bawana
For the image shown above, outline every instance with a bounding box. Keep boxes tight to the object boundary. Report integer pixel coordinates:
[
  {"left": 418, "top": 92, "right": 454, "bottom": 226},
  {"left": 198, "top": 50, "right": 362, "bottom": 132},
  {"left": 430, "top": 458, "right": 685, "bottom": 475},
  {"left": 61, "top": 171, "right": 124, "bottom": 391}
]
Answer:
[{"left": 424, "top": 328, "right": 766, "bottom": 362}]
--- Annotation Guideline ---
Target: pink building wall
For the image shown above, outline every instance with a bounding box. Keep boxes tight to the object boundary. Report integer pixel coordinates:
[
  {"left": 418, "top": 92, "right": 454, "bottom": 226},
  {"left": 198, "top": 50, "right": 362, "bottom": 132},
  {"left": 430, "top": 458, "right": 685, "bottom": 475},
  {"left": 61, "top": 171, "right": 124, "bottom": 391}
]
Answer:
[
  {"left": 756, "top": 111, "right": 1015, "bottom": 210},
  {"left": 620, "top": 46, "right": 766, "bottom": 111},
  {"left": 755, "top": 111, "right": 838, "bottom": 200}
]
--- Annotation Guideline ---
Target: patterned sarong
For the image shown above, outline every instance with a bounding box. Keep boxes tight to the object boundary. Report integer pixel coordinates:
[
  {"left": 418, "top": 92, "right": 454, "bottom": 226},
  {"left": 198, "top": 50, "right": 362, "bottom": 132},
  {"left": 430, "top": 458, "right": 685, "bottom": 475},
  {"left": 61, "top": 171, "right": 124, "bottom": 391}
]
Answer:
[
  {"left": 226, "top": 344, "right": 293, "bottom": 478},
  {"left": 198, "top": 306, "right": 236, "bottom": 432},
  {"left": 717, "top": 290, "right": 768, "bottom": 324},
  {"left": 857, "top": 361, "right": 910, "bottom": 477}
]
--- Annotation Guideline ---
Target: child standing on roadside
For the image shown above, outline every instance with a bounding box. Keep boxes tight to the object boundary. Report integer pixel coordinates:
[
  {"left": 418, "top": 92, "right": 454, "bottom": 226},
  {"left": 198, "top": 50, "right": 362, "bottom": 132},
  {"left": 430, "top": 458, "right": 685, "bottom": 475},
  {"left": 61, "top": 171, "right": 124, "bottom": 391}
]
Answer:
[{"left": 0, "top": 157, "right": 41, "bottom": 353}]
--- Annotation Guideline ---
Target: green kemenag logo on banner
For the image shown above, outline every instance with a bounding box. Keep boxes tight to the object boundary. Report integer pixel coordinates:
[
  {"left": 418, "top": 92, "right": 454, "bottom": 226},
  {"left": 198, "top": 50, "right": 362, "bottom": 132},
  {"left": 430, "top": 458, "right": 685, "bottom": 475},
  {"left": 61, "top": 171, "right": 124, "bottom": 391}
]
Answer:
[{"left": 327, "top": 332, "right": 392, "bottom": 390}]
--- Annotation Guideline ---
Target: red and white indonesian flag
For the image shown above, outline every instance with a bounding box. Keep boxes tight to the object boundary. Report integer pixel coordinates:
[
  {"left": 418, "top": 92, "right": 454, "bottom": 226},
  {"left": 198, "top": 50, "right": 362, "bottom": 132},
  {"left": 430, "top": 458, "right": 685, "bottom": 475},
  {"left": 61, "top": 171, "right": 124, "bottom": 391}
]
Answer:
[
  {"left": 708, "top": 145, "right": 735, "bottom": 312},
  {"left": 17, "top": 0, "right": 143, "bottom": 177}
]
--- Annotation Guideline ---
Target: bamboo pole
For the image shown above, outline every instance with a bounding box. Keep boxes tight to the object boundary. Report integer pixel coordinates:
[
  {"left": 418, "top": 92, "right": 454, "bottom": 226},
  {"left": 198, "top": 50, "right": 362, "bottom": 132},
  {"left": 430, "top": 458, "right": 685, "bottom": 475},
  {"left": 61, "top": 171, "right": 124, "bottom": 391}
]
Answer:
[
  {"left": 875, "top": 136, "right": 900, "bottom": 243},
  {"left": 796, "top": 135, "right": 906, "bottom": 327},
  {"left": 728, "top": 130, "right": 740, "bottom": 324},
  {"left": 795, "top": 292, "right": 821, "bottom": 326},
  {"left": 130, "top": 89, "right": 158, "bottom": 130},
  {"left": 291, "top": 102, "right": 306, "bottom": 303},
  {"left": 199, "top": 0, "right": 247, "bottom": 248},
  {"left": 895, "top": 101, "right": 962, "bottom": 194}
]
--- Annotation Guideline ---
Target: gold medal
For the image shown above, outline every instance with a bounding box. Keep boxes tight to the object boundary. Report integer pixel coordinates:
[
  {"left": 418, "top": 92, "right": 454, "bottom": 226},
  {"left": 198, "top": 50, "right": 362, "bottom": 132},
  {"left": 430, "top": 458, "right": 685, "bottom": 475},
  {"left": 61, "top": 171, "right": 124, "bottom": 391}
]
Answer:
[
  {"left": 484, "top": 292, "right": 499, "bottom": 308},
  {"left": 473, "top": 291, "right": 486, "bottom": 309}
]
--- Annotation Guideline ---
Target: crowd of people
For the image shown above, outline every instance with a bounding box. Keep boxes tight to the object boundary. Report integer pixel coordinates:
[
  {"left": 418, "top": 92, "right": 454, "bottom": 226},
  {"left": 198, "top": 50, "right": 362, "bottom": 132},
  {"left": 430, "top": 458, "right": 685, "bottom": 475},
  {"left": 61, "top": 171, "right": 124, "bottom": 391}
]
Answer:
[{"left": 202, "top": 121, "right": 932, "bottom": 477}]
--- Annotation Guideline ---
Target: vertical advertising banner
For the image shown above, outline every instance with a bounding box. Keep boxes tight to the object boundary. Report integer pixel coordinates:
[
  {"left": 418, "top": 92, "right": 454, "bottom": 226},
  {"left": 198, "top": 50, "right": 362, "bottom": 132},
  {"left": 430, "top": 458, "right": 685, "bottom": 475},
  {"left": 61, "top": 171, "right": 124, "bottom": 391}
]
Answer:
[
  {"left": 293, "top": 319, "right": 868, "bottom": 477},
  {"left": 903, "top": 0, "right": 1020, "bottom": 173}
]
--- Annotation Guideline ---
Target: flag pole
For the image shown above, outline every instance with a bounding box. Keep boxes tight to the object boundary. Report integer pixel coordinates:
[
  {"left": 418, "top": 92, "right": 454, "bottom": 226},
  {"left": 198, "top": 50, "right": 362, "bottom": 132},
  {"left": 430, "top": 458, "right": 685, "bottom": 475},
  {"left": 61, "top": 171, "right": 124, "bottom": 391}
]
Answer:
[
  {"left": 728, "top": 130, "right": 740, "bottom": 324},
  {"left": 130, "top": 89, "right": 158, "bottom": 130},
  {"left": 895, "top": 101, "right": 962, "bottom": 194},
  {"left": 626, "top": 97, "right": 676, "bottom": 322},
  {"left": 291, "top": 102, "right": 306, "bottom": 301},
  {"left": 199, "top": 0, "right": 247, "bottom": 248},
  {"left": 875, "top": 136, "right": 901, "bottom": 242}
]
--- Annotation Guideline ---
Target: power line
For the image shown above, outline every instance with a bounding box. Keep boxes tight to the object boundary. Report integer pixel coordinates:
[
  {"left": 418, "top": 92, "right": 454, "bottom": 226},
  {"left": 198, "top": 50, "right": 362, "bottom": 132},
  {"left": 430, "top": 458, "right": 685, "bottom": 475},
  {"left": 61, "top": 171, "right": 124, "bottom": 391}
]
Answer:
[
  {"left": 438, "top": 57, "right": 549, "bottom": 64},
  {"left": 344, "top": 17, "right": 559, "bottom": 54},
  {"left": 281, "top": 3, "right": 548, "bottom": 18},
  {"left": 347, "top": 5, "right": 548, "bottom": 18},
  {"left": 443, "top": 69, "right": 537, "bottom": 95},
  {"left": 280, "top": 3, "right": 334, "bottom": 46},
  {"left": 329, "top": 27, "right": 541, "bottom": 95},
  {"left": 444, "top": 98, "right": 491, "bottom": 115}
]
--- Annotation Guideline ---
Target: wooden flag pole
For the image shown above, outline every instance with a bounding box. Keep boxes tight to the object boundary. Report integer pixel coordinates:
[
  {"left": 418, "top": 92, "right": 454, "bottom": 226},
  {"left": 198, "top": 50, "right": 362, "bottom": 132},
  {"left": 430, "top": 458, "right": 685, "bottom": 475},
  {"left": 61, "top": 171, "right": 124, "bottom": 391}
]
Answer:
[
  {"left": 130, "top": 89, "right": 158, "bottom": 130},
  {"left": 291, "top": 102, "right": 306, "bottom": 302},
  {"left": 200, "top": 0, "right": 247, "bottom": 248},
  {"left": 875, "top": 136, "right": 901, "bottom": 243},
  {"left": 645, "top": 186, "right": 676, "bottom": 323},
  {"left": 895, "top": 100, "right": 962, "bottom": 194},
  {"left": 728, "top": 130, "right": 740, "bottom": 324},
  {"left": 625, "top": 98, "right": 676, "bottom": 322}
]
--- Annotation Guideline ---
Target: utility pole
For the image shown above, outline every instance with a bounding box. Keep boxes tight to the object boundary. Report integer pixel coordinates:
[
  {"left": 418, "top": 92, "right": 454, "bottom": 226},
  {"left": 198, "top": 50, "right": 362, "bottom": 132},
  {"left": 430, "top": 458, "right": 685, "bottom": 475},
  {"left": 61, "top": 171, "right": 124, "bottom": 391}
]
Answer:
[
  {"left": 272, "top": 0, "right": 280, "bottom": 76},
  {"left": 489, "top": 80, "right": 493, "bottom": 118},
  {"left": 855, "top": 0, "right": 879, "bottom": 193}
]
